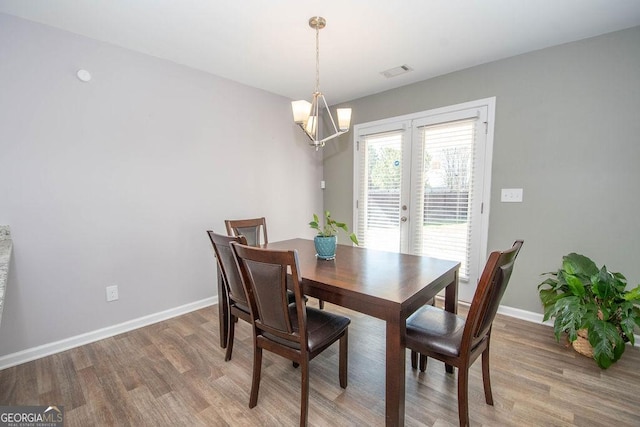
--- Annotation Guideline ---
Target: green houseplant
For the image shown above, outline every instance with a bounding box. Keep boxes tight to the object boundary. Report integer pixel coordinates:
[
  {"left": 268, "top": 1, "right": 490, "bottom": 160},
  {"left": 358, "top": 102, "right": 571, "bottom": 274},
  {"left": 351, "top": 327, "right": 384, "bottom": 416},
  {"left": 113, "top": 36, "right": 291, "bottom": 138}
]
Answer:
[
  {"left": 309, "top": 211, "right": 358, "bottom": 259},
  {"left": 538, "top": 252, "right": 640, "bottom": 369}
]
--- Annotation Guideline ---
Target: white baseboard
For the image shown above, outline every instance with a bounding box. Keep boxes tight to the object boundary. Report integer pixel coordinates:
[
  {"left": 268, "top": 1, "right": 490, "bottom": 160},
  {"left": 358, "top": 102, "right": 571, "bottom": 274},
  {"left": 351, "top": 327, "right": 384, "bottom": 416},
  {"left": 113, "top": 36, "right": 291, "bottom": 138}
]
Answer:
[
  {"left": 440, "top": 298, "right": 639, "bottom": 347},
  {"left": 1, "top": 296, "right": 636, "bottom": 370},
  {"left": 0, "top": 296, "right": 217, "bottom": 370},
  {"left": 497, "top": 304, "right": 547, "bottom": 324},
  {"left": 496, "top": 302, "right": 639, "bottom": 347}
]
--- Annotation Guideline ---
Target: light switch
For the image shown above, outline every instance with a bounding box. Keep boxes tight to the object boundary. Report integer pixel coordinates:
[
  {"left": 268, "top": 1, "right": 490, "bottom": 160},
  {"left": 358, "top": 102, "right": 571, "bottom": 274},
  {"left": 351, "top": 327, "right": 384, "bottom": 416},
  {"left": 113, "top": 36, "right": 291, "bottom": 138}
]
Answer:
[{"left": 501, "top": 188, "right": 523, "bottom": 202}]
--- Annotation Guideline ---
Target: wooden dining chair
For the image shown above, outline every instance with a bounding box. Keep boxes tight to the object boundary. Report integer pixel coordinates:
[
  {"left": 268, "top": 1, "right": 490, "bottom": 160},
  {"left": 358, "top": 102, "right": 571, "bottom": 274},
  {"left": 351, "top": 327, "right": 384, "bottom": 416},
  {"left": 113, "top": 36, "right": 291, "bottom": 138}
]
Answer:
[
  {"left": 225, "top": 217, "right": 268, "bottom": 247},
  {"left": 226, "top": 216, "right": 321, "bottom": 308},
  {"left": 230, "top": 242, "right": 350, "bottom": 427},
  {"left": 207, "top": 231, "right": 252, "bottom": 362},
  {"left": 406, "top": 240, "right": 523, "bottom": 427}
]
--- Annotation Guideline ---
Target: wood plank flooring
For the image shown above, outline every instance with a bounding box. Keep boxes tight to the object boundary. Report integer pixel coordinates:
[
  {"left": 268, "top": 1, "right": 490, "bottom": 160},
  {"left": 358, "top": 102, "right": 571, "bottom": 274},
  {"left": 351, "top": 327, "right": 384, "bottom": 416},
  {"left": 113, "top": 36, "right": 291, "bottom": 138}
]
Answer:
[{"left": 1, "top": 300, "right": 639, "bottom": 426}]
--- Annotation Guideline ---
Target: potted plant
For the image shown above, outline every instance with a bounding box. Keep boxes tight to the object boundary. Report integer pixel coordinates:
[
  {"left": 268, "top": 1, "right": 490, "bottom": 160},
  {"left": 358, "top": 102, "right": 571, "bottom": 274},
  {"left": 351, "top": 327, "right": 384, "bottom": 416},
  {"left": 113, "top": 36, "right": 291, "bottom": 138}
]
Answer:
[
  {"left": 309, "top": 211, "right": 359, "bottom": 260},
  {"left": 538, "top": 252, "right": 640, "bottom": 369}
]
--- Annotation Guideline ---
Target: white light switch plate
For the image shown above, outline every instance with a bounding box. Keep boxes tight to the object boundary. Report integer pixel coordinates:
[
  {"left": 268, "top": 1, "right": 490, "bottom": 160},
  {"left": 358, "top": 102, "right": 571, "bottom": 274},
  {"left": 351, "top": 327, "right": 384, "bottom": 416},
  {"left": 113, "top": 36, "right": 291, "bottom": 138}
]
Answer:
[{"left": 501, "top": 188, "right": 523, "bottom": 202}]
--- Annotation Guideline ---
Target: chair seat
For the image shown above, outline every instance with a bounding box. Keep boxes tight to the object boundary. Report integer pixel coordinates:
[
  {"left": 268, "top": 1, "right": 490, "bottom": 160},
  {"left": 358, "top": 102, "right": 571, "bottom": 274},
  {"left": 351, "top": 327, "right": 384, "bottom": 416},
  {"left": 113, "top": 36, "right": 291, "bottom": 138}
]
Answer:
[
  {"left": 264, "top": 305, "right": 350, "bottom": 351},
  {"left": 304, "top": 307, "right": 350, "bottom": 352},
  {"left": 406, "top": 305, "right": 465, "bottom": 357}
]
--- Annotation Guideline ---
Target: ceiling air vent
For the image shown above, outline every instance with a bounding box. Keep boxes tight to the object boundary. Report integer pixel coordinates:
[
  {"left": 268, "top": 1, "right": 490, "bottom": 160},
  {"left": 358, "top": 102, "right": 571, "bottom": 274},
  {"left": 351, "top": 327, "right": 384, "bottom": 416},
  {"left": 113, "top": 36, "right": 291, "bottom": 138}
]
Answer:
[{"left": 381, "top": 64, "right": 413, "bottom": 78}]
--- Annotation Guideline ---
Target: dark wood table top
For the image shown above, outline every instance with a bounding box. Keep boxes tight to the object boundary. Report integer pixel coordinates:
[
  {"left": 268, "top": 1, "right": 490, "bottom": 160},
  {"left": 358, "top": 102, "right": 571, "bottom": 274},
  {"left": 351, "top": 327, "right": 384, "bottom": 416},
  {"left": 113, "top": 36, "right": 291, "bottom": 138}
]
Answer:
[{"left": 266, "top": 238, "right": 460, "bottom": 321}]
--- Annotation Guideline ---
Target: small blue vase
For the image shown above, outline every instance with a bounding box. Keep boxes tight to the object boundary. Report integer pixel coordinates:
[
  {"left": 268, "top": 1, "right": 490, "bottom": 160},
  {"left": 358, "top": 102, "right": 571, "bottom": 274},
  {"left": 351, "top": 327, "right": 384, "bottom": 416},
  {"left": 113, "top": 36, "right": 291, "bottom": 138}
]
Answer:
[{"left": 314, "top": 235, "right": 337, "bottom": 260}]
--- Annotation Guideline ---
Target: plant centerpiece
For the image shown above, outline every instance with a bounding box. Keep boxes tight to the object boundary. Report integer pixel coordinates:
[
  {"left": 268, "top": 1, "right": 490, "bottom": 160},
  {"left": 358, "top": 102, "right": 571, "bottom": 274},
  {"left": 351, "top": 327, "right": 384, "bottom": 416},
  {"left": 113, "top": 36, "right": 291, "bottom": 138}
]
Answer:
[
  {"left": 309, "top": 211, "right": 359, "bottom": 260},
  {"left": 538, "top": 252, "right": 640, "bottom": 369}
]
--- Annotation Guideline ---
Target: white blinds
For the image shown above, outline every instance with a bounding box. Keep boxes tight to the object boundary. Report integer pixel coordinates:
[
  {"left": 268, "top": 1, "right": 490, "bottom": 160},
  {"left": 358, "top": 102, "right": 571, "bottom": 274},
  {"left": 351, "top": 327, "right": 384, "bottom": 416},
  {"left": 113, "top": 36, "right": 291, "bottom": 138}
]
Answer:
[
  {"left": 356, "top": 130, "right": 404, "bottom": 251},
  {"left": 413, "top": 119, "right": 477, "bottom": 279}
]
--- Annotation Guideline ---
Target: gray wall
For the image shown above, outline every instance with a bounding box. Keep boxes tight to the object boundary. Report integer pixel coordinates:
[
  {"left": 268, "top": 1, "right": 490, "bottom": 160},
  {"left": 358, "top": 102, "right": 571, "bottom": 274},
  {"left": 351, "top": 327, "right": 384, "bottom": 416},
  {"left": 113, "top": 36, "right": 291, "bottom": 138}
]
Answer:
[
  {"left": 0, "top": 14, "right": 323, "bottom": 357},
  {"left": 324, "top": 26, "right": 640, "bottom": 313}
]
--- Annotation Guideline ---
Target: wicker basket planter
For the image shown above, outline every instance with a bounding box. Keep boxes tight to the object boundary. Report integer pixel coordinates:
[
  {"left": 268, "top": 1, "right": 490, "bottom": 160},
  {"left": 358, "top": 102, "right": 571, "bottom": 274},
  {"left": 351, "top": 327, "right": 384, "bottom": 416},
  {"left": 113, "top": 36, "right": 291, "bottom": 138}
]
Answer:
[
  {"left": 571, "top": 329, "right": 594, "bottom": 358},
  {"left": 538, "top": 252, "right": 640, "bottom": 369}
]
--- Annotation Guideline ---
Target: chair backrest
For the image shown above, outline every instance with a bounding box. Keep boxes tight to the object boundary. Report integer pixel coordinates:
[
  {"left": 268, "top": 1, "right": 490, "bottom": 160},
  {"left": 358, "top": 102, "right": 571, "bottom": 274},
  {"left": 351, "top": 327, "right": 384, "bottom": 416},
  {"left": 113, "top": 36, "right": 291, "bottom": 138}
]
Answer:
[
  {"left": 462, "top": 240, "right": 524, "bottom": 352},
  {"left": 207, "top": 230, "right": 249, "bottom": 307},
  {"left": 225, "top": 217, "right": 268, "bottom": 247},
  {"left": 230, "top": 242, "right": 307, "bottom": 350}
]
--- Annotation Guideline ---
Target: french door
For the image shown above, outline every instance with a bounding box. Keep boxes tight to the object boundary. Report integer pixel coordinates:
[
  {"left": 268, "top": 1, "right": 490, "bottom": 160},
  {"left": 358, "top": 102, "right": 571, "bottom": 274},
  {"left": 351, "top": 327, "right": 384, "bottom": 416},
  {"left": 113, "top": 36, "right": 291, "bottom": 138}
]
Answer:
[{"left": 353, "top": 99, "right": 494, "bottom": 301}]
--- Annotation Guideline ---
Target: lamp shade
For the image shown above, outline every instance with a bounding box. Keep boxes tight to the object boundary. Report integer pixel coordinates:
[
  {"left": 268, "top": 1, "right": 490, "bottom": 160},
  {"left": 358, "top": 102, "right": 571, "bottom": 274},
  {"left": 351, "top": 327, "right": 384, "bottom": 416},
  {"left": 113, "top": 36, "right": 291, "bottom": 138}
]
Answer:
[
  {"left": 291, "top": 100, "right": 312, "bottom": 124},
  {"left": 337, "top": 108, "right": 352, "bottom": 131},
  {"left": 305, "top": 115, "right": 317, "bottom": 135}
]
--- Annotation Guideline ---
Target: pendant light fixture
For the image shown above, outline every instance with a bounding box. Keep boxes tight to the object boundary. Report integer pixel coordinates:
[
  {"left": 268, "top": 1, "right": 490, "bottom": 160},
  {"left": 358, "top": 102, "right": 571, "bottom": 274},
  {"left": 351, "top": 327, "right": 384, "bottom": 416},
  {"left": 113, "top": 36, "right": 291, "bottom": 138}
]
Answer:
[{"left": 291, "top": 16, "right": 352, "bottom": 150}]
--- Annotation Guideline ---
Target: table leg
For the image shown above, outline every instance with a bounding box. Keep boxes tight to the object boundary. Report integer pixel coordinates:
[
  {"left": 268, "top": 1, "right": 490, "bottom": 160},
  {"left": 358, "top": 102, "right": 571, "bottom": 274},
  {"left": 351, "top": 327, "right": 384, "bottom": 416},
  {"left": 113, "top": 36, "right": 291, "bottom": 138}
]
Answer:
[
  {"left": 385, "top": 312, "right": 404, "bottom": 427},
  {"left": 217, "top": 266, "right": 228, "bottom": 348},
  {"left": 444, "top": 270, "right": 458, "bottom": 314},
  {"left": 444, "top": 270, "right": 459, "bottom": 373}
]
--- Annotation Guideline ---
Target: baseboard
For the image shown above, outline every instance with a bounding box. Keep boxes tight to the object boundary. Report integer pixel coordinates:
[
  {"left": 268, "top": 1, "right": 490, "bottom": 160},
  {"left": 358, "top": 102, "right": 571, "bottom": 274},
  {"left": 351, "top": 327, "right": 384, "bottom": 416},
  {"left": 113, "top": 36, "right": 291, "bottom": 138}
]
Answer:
[
  {"left": 497, "top": 304, "right": 547, "bottom": 324},
  {"left": 454, "top": 299, "right": 543, "bottom": 320},
  {"left": 495, "top": 302, "right": 640, "bottom": 348},
  {"left": 0, "top": 296, "right": 217, "bottom": 370},
  {"left": 444, "top": 298, "right": 640, "bottom": 348}
]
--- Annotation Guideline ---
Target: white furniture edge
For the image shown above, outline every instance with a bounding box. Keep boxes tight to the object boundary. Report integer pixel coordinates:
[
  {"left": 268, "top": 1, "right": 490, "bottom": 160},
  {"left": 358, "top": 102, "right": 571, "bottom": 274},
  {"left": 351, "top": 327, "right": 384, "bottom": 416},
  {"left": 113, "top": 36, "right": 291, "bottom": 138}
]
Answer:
[{"left": 0, "top": 296, "right": 636, "bottom": 370}]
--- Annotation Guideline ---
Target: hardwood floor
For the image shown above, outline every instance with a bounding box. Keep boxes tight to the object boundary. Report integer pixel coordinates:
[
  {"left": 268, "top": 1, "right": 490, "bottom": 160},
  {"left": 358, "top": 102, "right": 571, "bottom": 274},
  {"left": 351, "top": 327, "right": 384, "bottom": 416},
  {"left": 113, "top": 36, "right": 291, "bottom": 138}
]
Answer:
[{"left": 1, "top": 300, "right": 639, "bottom": 426}]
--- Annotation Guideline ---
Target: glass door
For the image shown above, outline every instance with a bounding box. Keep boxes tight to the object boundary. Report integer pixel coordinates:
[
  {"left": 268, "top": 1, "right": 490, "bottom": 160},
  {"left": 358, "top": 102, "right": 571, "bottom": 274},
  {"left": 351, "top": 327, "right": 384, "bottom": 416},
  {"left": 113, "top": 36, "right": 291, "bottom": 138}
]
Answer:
[
  {"left": 355, "top": 121, "right": 411, "bottom": 253},
  {"left": 354, "top": 99, "right": 494, "bottom": 301}
]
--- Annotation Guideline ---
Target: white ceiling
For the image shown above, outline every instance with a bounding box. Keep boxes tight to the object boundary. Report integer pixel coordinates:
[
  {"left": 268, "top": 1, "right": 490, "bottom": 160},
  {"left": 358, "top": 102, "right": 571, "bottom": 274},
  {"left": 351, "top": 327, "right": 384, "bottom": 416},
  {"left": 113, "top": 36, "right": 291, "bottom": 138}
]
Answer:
[{"left": 2, "top": 0, "right": 640, "bottom": 104}]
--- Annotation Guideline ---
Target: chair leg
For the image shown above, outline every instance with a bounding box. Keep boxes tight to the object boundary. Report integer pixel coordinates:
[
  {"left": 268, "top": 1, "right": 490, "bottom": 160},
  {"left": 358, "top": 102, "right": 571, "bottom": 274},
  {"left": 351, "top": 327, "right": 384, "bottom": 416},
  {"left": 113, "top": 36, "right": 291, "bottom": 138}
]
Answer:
[
  {"left": 300, "top": 360, "right": 310, "bottom": 427},
  {"left": 318, "top": 299, "right": 324, "bottom": 310},
  {"left": 339, "top": 330, "right": 348, "bottom": 388},
  {"left": 419, "top": 354, "right": 427, "bottom": 372},
  {"left": 224, "top": 315, "right": 236, "bottom": 362},
  {"left": 410, "top": 350, "right": 418, "bottom": 369},
  {"left": 249, "top": 346, "right": 262, "bottom": 408},
  {"left": 457, "top": 367, "right": 470, "bottom": 427},
  {"left": 481, "top": 348, "right": 494, "bottom": 405}
]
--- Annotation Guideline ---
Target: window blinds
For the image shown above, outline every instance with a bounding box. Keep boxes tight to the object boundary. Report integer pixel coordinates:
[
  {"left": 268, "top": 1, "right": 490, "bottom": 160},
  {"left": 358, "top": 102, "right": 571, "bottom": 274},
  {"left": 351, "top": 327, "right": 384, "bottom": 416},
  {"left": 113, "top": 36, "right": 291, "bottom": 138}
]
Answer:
[
  {"left": 356, "top": 130, "right": 404, "bottom": 251},
  {"left": 413, "top": 119, "right": 477, "bottom": 279}
]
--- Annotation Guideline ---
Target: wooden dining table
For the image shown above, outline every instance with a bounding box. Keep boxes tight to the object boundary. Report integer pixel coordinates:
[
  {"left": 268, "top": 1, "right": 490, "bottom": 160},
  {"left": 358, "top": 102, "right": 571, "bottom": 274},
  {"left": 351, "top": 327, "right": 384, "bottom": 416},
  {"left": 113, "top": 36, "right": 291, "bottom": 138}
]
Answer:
[{"left": 218, "top": 238, "right": 460, "bottom": 426}]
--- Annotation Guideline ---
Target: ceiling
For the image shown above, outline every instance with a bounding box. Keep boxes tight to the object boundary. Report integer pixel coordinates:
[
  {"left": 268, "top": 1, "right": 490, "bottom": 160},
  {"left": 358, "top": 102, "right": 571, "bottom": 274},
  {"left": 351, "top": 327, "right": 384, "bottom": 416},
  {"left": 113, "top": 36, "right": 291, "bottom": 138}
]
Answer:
[{"left": 2, "top": 0, "right": 640, "bottom": 104}]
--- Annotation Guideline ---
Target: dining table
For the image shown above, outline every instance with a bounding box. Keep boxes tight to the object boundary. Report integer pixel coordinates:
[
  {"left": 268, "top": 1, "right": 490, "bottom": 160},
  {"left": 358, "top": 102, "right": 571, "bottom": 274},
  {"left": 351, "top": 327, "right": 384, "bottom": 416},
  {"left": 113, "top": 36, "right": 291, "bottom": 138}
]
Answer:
[{"left": 217, "top": 238, "right": 460, "bottom": 427}]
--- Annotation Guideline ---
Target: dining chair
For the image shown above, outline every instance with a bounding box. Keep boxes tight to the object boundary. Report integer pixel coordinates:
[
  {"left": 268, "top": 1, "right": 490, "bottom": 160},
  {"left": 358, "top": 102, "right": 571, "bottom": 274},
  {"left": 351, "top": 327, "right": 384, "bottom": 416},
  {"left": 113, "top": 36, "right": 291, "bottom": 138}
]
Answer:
[
  {"left": 406, "top": 240, "right": 523, "bottom": 427},
  {"left": 226, "top": 216, "right": 321, "bottom": 308},
  {"left": 230, "top": 242, "right": 350, "bottom": 427},
  {"left": 207, "top": 230, "right": 252, "bottom": 362},
  {"left": 225, "top": 217, "right": 268, "bottom": 247}
]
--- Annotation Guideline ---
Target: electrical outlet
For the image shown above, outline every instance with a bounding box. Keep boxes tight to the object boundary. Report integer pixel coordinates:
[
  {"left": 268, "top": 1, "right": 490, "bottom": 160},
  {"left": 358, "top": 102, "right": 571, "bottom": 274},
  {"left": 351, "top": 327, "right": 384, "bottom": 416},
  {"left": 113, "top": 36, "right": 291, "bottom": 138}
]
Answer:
[{"left": 106, "top": 285, "right": 119, "bottom": 302}]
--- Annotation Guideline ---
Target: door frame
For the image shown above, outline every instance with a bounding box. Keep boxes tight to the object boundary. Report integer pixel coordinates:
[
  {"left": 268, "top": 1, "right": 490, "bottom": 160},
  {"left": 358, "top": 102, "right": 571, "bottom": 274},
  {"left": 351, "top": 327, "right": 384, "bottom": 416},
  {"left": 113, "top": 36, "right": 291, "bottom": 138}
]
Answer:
[{"left": 353, "top": 97, "right": 496, "bottom": 302}]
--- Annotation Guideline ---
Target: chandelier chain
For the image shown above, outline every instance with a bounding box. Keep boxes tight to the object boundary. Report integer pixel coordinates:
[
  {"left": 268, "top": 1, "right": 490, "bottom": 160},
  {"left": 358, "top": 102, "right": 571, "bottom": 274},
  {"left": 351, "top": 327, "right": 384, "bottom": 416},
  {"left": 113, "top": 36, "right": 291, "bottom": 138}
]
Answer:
[{"left": 315, "top": 23, "right": 320, "bottom": 93}]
